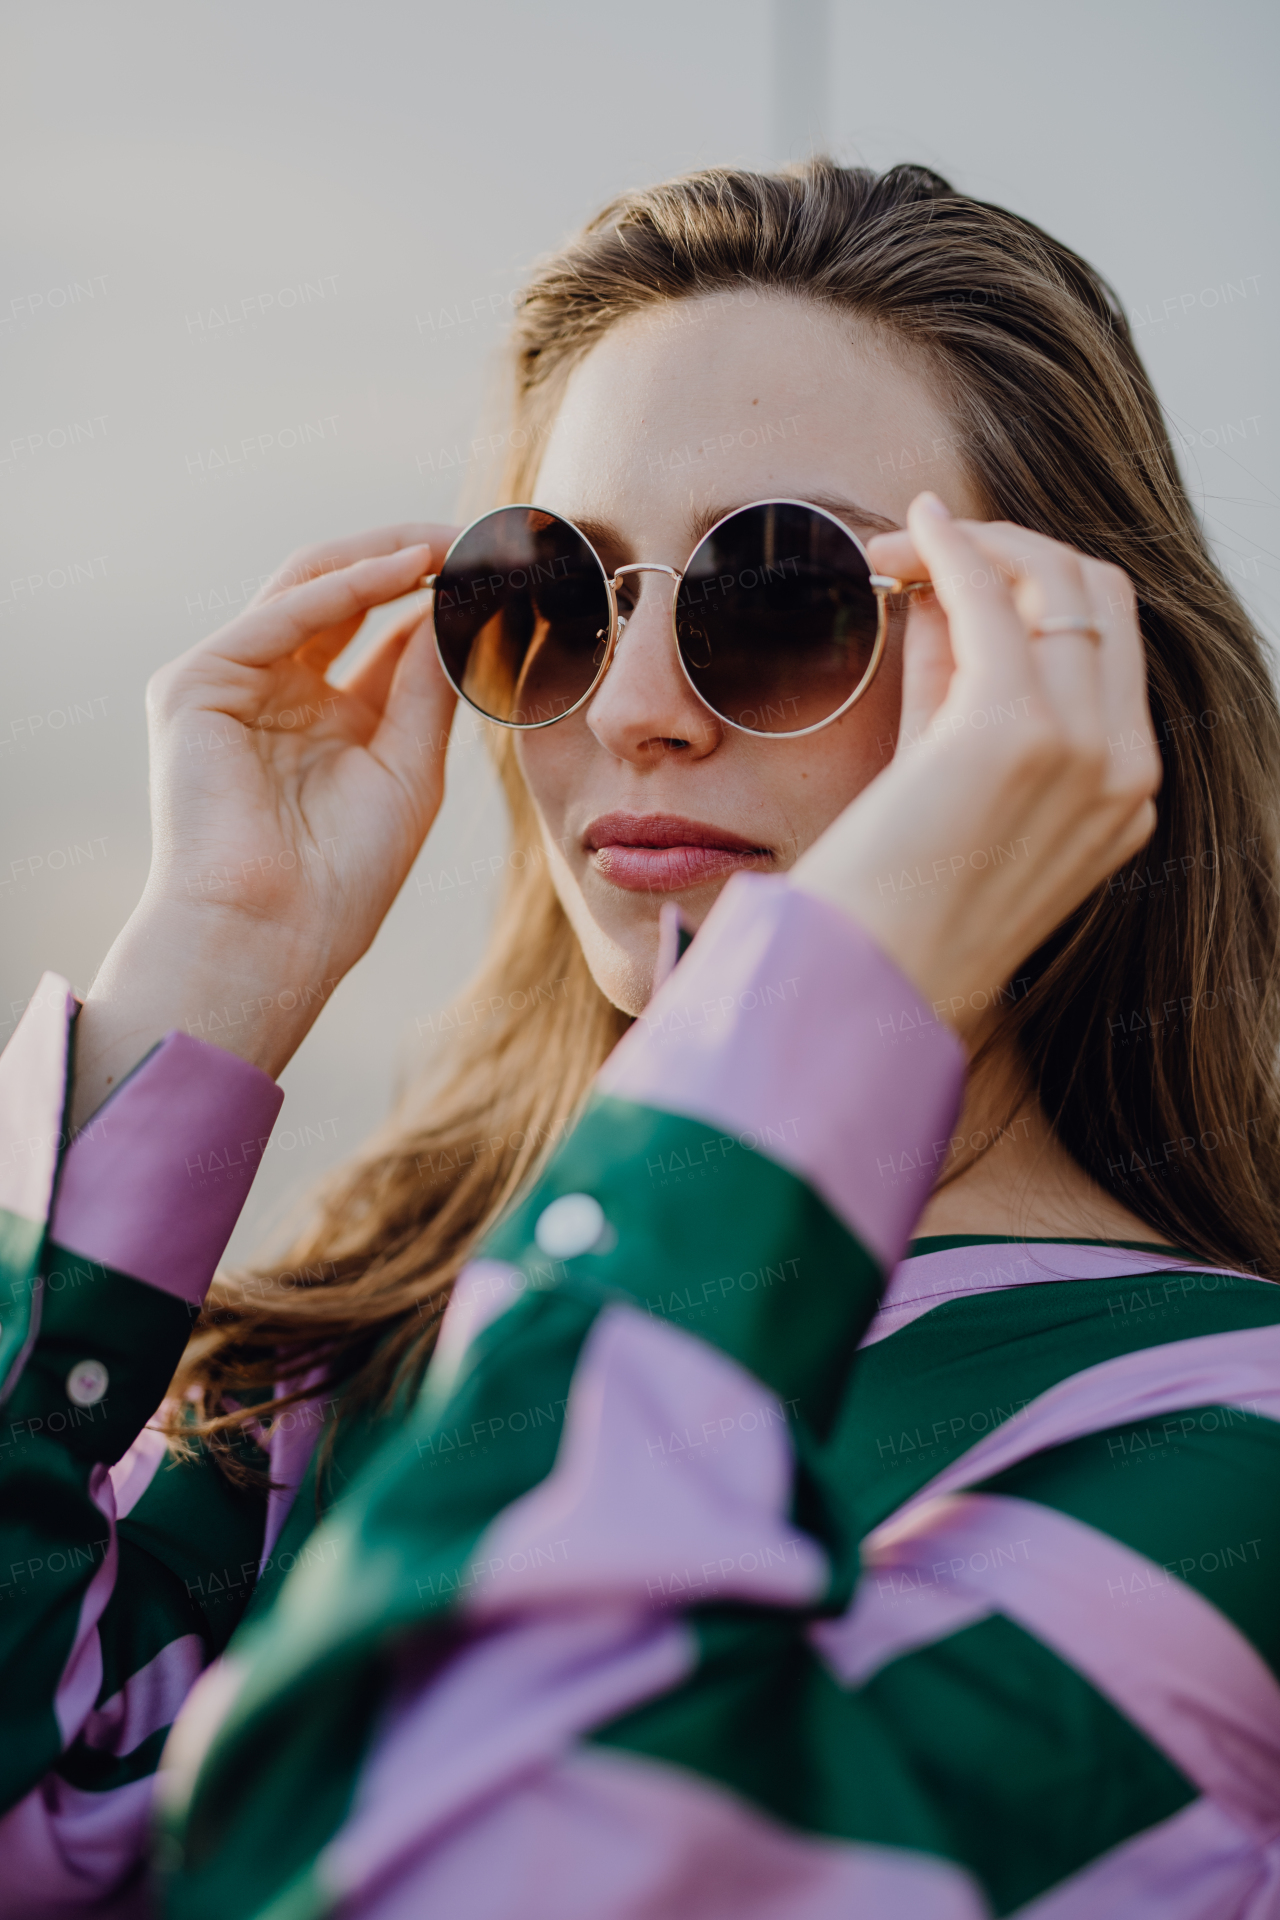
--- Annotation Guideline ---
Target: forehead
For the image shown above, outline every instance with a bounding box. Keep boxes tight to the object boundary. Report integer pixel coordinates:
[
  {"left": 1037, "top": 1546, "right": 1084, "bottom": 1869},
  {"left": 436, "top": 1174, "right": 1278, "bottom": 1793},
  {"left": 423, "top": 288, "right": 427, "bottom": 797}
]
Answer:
[{"left": 533, "top": 291, "right": 976, "bottom": 541}]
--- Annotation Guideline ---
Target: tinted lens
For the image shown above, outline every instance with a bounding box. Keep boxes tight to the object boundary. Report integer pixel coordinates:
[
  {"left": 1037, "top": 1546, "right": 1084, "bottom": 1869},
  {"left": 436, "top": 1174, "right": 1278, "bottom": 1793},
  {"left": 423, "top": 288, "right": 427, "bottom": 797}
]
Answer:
[
  {"left": 433, "top": 507, "right": 611, "bottom": 726},
  {"left": 675, "top": 502, "right": 881, "bottom": 734}
]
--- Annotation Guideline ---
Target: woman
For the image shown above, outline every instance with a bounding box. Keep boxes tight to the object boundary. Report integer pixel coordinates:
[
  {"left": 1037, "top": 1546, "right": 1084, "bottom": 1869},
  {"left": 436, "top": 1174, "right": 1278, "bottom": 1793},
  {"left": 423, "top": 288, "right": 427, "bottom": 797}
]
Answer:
[{"left": 4, "top": 158, "right": 1280, "bottom": 1917}]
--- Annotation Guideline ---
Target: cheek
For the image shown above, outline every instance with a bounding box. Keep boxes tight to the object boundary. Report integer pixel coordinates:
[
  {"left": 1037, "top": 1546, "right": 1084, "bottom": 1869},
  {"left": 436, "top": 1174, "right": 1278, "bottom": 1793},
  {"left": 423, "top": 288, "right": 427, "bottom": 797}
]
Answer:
[
  {"left": 789, "top": 639, "right": 904, "bottom": 827},
  {"left": 859, "top": 634, "right": 905, "bottom": 769},
  {"left": 514, "top": 730, "right": 569, "bottom": 828},
  {"left": 513, "top": 721, "right": 598, "bottom": 870}
]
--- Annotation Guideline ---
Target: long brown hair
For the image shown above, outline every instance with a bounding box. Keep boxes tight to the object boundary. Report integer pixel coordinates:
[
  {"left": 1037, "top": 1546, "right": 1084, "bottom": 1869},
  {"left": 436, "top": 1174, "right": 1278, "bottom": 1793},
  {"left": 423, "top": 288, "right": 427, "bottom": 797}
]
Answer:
[{"left": 170, "top": 158, "right": 1280, "bottom": 1472}]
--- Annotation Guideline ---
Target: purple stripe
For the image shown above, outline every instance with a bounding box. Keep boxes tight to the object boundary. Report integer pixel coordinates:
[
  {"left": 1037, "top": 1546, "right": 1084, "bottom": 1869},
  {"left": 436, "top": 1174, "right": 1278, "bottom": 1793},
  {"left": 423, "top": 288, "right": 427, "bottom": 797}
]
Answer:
[
  {"left": 0, "top": 972, "right": 76, "bottom": 1224},
  {"left": 159, "top": 1653, "right": 248, "bottom": 1818},
  {"left": 339, "top": 1745, "right": 989, "bottom": 1920},
  {"left": 261, "top": 1365, "right": 332, "bottom": 1565},
  {"left": 0, "top": 1771, "right": 156, "bottom": 1911},
  {"left": 49, "top": 1029, "right": 283, "bottom": 1304},
  {"left": 467, "top": 1303, "right": 826, "bottom": 1617},
  {"left": 107, "top": 1418, "right": 170, "bottom": 1520},
  {"left": 82, "top": 1632, "right": 204, "bottom": 1756},
  {"left": 323, "top": 1612, "right": 696, "bottom": 1903},
  {"left": 595, "top": 873, "right": 965, "bottom": 1272},
  {"left": 810, "top": 1576, "right": 992, "bottom": 1688},
  {"left": 54, "top": 1463, "right": 117, "bottom": 1747},
  {"left": 423, "top": 1260, "right": 530, "bottom": 1412},
  {"left": 887, "top": 1323, "right": 1280, "bottom": 1524},
  {"left": 864, "top": 1492, "right": 1280, "bottom": 1842},
  {"left": 651, "top": 900, "right": 686, "bottom": 994},
  {"left": 1014, "top": 1795, "right": 1277, "bottom": 1918},
  {"left": 862, "top": 1241, "right": 1263, "bottom": 1349}
]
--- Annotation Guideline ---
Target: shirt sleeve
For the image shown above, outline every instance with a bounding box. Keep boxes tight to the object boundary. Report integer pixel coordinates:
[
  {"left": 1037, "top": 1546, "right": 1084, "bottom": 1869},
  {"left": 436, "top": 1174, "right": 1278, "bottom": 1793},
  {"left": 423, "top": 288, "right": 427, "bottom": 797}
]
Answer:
[{"left": 0, "top": 975, "right": 283, "bottom": 1913}]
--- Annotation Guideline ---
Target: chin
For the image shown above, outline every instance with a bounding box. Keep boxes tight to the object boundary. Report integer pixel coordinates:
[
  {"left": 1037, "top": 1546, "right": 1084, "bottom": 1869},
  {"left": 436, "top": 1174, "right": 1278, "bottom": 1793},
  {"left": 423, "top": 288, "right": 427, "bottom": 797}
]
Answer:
[
  {"left": 553, "top": 885, "right": 662, "bottom": 1017},
  {"left": 576, "top": 920, "right": 658, "bottom": 1017},
  {"left": 556, "top": 871, "right": 736, "bottom": 1018}
]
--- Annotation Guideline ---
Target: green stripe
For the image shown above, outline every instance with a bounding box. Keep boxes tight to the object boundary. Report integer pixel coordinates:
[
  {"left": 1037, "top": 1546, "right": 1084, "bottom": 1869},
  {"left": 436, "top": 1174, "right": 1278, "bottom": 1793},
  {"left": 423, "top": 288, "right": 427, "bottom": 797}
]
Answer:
[
  {"left": 0, "top": 1440, "right": 93, "bottom": 1805},
  {"left": 980, "top": 1404, "right": 1280, "bottom": 1675},
  {"left": 485, "top": 1094, "right": 882, "bottom": 1436},
  {"left": 172, "top": 1663, "right": 376, "bottom": 1920},
  {"left": 166, "top": 1282, "right": 600, "bottom": 1920},
  {"left": 6, "top": 1247, "right": 196, "bottom": 1464},
  {"left": 242, "top": 1395, "right": 396, "bottom": 1625},
  {"left": 97, "top": 1547, "right": 216, "bottom": 1703},
  {"left": 834, "top": 1270, "right": 1280, "bottom": 1532},
  {"left": 0, "top": 1244, "right": 265, "bottom": 1811},
  {"left": 58, "top": 1721, "right": 170, "bottom": 1793},
  {"left": 594, "top": 1608, "right": 961, "bottom": 1859},
  {"left": 119, "top": 1432, "right": 268, "bottom": 1656},
  {"left": 594, "top": 1609, "right": 1193, "bottom": 1916},
  {"left": 861, "top": 1615, "right": 1194, "bottom": 1913},
  {"left": 0, "top": 1207, "right": 45, "bottom": 1398}
]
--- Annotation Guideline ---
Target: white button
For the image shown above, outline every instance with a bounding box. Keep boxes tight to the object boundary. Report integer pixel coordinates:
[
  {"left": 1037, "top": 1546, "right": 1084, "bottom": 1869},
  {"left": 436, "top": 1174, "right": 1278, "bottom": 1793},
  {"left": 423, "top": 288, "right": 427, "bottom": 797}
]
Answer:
[
  {"left": 66, "top": 1359, "right": 109, "bottom": 1407},
  {"left": 535, "top": 1193, "right": 607, "bottom": 1259}
]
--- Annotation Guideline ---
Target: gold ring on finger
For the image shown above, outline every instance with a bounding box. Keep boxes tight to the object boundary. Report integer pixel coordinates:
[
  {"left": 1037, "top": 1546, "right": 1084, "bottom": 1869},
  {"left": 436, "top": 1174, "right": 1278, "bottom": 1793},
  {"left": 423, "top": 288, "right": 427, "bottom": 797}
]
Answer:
[{"left": 1030, "top": 614, "right": 1104, "bottom": 644}]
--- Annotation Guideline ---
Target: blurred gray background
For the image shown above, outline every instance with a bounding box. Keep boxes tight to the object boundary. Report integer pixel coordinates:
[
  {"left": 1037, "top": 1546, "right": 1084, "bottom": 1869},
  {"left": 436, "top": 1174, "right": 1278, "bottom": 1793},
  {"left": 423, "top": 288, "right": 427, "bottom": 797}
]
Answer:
[{"left": 4, "top": 0, "right": 1276, "bottom": 1263}]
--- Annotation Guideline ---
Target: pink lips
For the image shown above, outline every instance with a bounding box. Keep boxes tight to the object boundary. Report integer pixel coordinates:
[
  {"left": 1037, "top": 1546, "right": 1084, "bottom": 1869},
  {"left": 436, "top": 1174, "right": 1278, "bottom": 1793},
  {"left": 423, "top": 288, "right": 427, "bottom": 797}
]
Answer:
[{"left": 584, "top": 811, "right": 772, "bottom": 893}]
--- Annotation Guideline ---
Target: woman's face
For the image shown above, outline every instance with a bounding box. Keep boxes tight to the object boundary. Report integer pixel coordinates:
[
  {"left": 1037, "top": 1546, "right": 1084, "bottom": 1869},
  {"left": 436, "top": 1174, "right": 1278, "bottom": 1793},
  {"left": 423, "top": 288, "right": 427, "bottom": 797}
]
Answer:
[{"left": 518, "top": 291, "right": 983, "bottom": 1014}]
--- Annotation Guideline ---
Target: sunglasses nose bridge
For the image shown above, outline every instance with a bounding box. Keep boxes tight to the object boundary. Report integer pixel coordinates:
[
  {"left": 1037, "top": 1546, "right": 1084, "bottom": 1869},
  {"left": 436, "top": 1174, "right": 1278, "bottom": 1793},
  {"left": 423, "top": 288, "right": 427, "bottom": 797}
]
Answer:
[
  {"left": 595, "top": 560, "right": 716, "bottom": 740},
  {"left": 605, "top": 563, "right": 685, "bottom": 664},
  {"left": 610, "top": 561, "right": 684, "bottom": 592}
]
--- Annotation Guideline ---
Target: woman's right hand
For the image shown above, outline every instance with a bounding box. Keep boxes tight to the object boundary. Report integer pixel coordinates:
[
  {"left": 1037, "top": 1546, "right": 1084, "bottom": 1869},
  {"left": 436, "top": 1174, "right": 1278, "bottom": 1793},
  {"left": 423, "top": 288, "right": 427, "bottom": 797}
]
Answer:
[{"left": 70, "top": 523, "right": 460, "bottom": 1126}]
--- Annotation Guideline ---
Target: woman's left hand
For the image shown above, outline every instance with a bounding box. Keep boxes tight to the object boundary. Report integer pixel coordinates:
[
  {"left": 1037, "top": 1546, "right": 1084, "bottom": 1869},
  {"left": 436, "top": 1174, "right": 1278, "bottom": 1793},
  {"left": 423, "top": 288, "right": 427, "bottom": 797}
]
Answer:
[{"left": 791, "top": 493, "right": 1161, "bottom": 1037}]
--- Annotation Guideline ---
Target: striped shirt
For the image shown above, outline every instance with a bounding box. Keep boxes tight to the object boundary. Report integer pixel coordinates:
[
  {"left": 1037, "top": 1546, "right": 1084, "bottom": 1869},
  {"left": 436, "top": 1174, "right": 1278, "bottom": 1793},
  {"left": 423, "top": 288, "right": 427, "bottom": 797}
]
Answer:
[{"left": 2, "top": 872, "right": 1278, "bottom": 1918}]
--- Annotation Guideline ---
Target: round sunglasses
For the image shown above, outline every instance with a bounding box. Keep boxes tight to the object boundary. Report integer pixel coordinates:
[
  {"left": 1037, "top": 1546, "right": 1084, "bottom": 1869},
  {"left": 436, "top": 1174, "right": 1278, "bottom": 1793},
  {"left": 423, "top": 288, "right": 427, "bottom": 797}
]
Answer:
[{"left": 425, "top": 498, "right": 921, "bottom": 739}]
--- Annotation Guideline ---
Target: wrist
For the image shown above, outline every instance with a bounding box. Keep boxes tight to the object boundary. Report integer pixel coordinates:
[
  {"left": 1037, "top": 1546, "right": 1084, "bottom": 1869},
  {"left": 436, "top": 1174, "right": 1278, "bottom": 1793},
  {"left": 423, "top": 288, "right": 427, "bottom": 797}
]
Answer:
[
  {"left": 788, "top": 864, "right": 983, "bottom": 1042},
  {"left": 68, "top": 901, "right": 343, "bottom": 1129}
]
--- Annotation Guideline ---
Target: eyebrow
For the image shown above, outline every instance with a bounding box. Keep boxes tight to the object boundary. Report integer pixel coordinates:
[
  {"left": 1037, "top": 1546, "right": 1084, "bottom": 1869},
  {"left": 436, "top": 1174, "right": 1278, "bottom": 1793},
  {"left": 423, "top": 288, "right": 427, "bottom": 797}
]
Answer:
[
  {"left": 793, "top": 495, "right": 902, "bottom": 539},
  {"left": 569, "top": 495, "right": 901, "bottom": 566}
]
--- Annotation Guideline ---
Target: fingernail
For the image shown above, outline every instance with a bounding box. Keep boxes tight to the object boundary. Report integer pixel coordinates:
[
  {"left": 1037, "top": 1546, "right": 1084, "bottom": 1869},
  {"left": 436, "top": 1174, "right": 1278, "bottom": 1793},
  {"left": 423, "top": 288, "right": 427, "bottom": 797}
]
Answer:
[{"left": 913, "top": 492, "right": 950, "bottom": 520}]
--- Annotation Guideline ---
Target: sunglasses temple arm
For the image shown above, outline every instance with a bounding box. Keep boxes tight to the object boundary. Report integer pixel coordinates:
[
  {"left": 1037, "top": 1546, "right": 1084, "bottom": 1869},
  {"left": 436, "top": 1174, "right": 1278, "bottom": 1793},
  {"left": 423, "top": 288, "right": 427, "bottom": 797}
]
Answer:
[{"left": 868, "top": 573, "right": 931, "bottom": 596}]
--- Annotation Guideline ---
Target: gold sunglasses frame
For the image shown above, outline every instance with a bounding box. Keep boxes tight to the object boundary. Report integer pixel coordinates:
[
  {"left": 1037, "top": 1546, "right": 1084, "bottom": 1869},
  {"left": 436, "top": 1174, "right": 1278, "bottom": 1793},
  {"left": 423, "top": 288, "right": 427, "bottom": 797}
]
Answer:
[{"left": 424, "top": 497, "right": 925, "bottom": 739}]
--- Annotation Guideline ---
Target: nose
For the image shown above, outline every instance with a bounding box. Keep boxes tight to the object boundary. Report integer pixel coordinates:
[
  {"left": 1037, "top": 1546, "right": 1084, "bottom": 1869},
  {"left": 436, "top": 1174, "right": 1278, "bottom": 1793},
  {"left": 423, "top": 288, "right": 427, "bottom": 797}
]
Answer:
[{"left": 585, "top": 575, "right": 721, "bottom": 764}]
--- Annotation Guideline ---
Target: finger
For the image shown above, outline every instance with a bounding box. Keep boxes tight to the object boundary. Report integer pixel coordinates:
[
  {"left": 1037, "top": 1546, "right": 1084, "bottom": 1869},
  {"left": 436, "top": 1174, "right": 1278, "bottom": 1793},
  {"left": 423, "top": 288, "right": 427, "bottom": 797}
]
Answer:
[
  {"left": 895, "top": 596, "right": 956, "bottom": 754},
  {"left": 337, "top": 608, "right": 428, "bottom": 714},
  {"left": 1082, "top": 559, "right": 1163, "bottom": 800},
  {"left": 961, "top": 526, "right": 1102, "bottom": 744},
  {"left": 950, "top": 527, "right": 1154, "bottom": 762},
  {"left": 366, "top": 614, "right": 460, "bottom": 814},
  {"left": 881, "top": 513, "right": 1110, "bottom": 742},
  {"left": 205, "top": 546, "right": 435, "bottom": 670},
  {"left": 869, "top": 520, "right": 1075, "bottom": 592},
  {"left": 249, "top": 523, "right": 457, "bottom": 608},
  {"left": 292, "top": 585, "right": 427, "bottom": 680},
  {"left": 865, "top": 526, "right": 925, "bottom": 582},
  {"left": 901, "top": 495, "right": 1032, "bottom": 687}
]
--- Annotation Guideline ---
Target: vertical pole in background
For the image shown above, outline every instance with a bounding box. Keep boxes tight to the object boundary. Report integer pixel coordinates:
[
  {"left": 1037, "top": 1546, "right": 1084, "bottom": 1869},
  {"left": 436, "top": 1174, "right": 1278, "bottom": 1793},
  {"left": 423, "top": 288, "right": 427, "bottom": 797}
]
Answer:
[{"left": 773, "top": 0, "right": 831, "bottom": 163}]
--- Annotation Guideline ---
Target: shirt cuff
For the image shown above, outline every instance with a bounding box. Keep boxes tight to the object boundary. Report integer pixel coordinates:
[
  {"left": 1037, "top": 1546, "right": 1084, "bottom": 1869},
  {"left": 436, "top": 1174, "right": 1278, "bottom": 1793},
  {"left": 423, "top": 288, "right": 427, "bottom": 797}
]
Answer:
[{"left": 49, "top": 1030, "right": 284, "bottom": 1306}]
